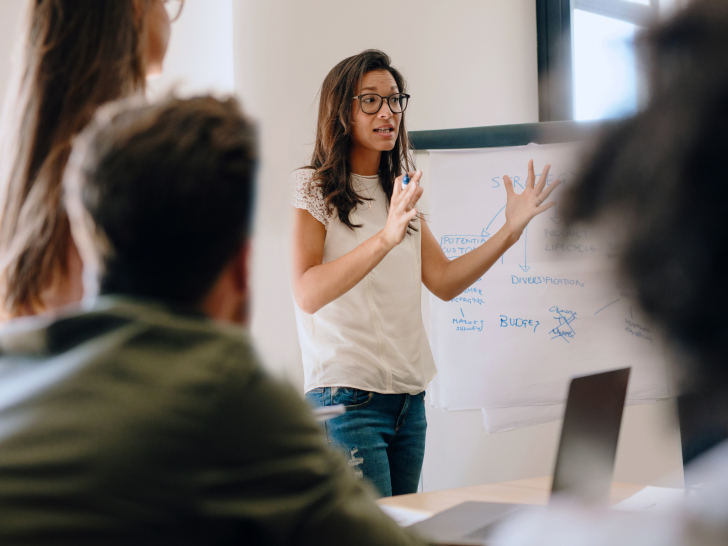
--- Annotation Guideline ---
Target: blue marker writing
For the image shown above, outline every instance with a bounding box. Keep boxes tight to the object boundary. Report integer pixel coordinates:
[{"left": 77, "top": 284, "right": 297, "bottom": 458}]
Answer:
[{"left": 402, "top": 173, "right": 410, "bottom": 190}]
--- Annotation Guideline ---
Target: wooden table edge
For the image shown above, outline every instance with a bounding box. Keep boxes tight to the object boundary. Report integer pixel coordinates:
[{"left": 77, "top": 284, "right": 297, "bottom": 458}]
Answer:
[{"left": 376, "top": 476, "right": 647, "bottom": 517}]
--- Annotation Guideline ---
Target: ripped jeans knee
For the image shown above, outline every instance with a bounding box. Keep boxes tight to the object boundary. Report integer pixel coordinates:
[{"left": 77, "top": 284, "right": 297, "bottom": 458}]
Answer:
[{"left": 347, "top": 447, "right": 365, "bottom": 479}]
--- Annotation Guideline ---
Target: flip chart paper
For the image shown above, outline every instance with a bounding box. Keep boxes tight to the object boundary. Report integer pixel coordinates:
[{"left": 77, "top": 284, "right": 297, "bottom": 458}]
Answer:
[{"left": 427, "top": 143, "right": 668, "bottom": 415}]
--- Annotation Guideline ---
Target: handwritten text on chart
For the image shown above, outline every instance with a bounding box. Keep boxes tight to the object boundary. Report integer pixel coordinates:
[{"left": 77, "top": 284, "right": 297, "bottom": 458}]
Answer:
[
  {"left": 625, "top": 319, "right": 653, "bottom": 344},
  {"left": 452, "top": 318, "right": 484, "bottom": 332},
  {"left": 450, "top": 287, "right": 485, "bottom": 305},
  {"left": 500, "top": 315, "right": 540, "bottom": 332},
  {"left": 490, "top": 172, "right": 574, "bottom": 190},
  {"left": 544, "top": 229, "right": 589, "bottom": 239},
  {"left": 440, "top": 235, "right": 489, "bottom": 258},
  {"left": 511, "top": 276, "right": 585, "bottom": 287},
  {"left": 550, "top": 306, "right": 577, "bottom": 342},
  {"left": 544, "top": 243, "right": 597, "bottom": 253},
  {"left": 452, "top": 296, "right": 485, "bottom": 305}
]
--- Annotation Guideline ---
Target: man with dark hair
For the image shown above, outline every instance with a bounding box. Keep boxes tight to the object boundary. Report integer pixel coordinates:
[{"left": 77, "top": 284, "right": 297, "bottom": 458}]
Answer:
[{"left": 0, "top": 96, "right": 426, "bottom": 546}]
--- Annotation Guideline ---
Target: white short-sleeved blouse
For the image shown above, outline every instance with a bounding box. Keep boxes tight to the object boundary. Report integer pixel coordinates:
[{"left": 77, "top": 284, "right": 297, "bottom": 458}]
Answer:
[{"left": 291, "top": 168, "right": 437, "bottom": 395}]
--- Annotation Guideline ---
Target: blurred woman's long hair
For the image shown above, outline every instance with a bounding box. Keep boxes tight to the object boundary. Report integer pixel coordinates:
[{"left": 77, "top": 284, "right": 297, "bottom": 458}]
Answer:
[
  {"left": 308, "top": 49, "right": 416, "bottom": 231},
  {"left": 0, "top": 0, "right": 152, "bottom": 317},
  {"left": 562, "top": 0, "right": 728, "bottom": 390}
]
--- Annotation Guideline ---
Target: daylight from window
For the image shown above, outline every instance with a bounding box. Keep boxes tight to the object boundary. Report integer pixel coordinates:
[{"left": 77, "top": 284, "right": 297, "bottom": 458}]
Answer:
[{"left": 573, "top": 9, "right": 638, "bottom": 121}]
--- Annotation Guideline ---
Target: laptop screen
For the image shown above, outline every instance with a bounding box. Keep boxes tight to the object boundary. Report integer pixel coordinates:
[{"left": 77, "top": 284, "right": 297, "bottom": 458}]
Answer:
[{"left": 551, "top": 367, "right": 631, "bottom": 505}]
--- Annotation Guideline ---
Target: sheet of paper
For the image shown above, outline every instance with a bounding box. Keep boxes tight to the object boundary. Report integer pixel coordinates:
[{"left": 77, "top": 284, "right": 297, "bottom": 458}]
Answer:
[
  {"left": 427, "top": 144, "right": 669, "bottom": 415},
  {"left": 379, "top": 504, "right": 432, "bottom": 527},
  {"left": 311, "top": 404, "right": 345, "bottom": 422},
  {"left": 611, "top": 486, "right": 685, "bottom": 513}
]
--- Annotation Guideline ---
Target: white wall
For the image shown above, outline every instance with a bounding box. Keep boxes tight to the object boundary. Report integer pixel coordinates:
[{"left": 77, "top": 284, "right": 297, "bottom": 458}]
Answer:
[
  {"left": 147, "top": 0, "right": 234, "bottom": 99},
  {"left": 0, "top": 0, "right": 24, "bottom": 108}
]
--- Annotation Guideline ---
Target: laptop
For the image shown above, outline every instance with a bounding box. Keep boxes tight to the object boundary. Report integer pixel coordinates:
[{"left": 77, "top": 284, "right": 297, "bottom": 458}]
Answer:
[{"left": 409, "top": 367, "right": 631, "bottom": 545}]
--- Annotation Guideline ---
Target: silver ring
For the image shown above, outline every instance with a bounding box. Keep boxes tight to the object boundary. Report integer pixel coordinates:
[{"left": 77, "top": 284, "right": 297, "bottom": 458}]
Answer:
[{"left": 536, "top": 197, "right": 542, "bottom": 206}]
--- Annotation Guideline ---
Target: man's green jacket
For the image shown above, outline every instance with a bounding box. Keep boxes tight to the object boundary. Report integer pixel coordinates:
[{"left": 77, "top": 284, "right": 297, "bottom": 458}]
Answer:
[{"left": 0, "top": 297, "right": 427, "bottom": 546}]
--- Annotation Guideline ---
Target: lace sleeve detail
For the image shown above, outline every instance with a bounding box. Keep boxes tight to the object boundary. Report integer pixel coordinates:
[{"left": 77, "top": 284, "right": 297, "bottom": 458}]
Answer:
[{"left": 291, "top": 169, "right": 329, "bottom": 227}]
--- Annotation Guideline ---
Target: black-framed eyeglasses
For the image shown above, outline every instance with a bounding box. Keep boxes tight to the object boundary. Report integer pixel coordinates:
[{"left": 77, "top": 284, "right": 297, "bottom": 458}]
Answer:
[
  {"left": 352, "top": 93, "right": 410, "bottom": 115},
  {"left": 164, "top": 0, "right": 185, "bottom": 23}
]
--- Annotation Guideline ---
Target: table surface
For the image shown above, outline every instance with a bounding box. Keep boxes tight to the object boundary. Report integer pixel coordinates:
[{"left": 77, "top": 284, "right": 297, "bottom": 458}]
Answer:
[{"left": 376, "top": 477, "right": 646, "bottom": 517}]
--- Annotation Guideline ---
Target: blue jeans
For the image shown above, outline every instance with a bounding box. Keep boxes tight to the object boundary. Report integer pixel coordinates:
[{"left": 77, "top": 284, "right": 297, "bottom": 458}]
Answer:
[{"left": 305, "top": 387, "right": 426, "bottom": 497}]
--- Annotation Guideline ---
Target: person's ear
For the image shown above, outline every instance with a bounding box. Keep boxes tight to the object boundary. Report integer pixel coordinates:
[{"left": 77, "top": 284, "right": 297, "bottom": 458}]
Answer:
[
  {"left": 132, "top": 0, "right": 145, "bottom": 22},
  {"left": 231, "top": 240, "right": 251, "bottom": 296},
  {"left": 199, "top": 240, "right": 252, "bottom": 325},
  {"left": 232, "top": 240, "right": 251, "bottom": 325}
]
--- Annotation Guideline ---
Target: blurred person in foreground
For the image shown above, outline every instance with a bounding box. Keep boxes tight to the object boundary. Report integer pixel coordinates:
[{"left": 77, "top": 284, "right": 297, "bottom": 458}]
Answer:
[
  {"left": 0, "top": 0, "right": 180, "bottom": 319},
  {"left": 492, "top": 1, "right": 728, "bottom": 545},
  {"left": 0, "top": 96, "right": 427, "bottom": 546}
]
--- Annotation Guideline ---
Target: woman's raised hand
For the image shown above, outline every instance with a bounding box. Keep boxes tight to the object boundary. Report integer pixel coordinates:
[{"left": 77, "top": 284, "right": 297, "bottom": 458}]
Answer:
[
  {"left": 503, "top": 160, "right": 561, "bottom": 240},
  {"left": 380, "top": 170, "right": 424, "bottom": 250}
]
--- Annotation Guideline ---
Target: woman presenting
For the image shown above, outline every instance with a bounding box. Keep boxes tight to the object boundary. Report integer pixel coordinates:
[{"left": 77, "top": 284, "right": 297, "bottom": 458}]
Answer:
[{"left": 291, "top": 49, "right": 559, "bottom": 497}]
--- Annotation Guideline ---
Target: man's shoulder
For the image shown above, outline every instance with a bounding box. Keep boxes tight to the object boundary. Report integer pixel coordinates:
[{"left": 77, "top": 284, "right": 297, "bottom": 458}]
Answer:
[
  {"left": 85, "top": 297, "right": 261, "bottom": 376},
  {"left": 0, "top": 296, "right": 262, "bottom": 390},
  {"left": 0, "top": 297, "right": 268, "bottom": 458}
]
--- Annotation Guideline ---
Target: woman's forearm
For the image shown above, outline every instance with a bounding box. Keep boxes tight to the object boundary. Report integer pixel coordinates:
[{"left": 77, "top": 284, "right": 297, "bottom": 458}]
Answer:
[
  {"left": 293, "top": 231, "right": 391, "bottom": 314},
  {"left": 431, "top": 225, "right": 518, "bottom": 301}
]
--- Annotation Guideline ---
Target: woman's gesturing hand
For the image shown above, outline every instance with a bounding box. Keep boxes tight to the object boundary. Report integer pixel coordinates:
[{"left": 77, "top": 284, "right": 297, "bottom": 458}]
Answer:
[
  {"left": 503, "top": 160, "right": 561, "bottom": 240},
  {"left": 379, "top": 170, "right": 424, "bottom": 251}
]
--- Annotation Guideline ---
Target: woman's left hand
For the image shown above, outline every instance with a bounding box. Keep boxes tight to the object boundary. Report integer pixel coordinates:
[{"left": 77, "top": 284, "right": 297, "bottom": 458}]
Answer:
[{"left": 503, "top": 160, "right": 561, "bottom": 240}]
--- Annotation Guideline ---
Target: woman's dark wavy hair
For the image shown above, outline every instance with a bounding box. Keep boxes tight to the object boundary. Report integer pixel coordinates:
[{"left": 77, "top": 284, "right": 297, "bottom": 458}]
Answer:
[
  {"left": 562, "top": 0, "right": 728, "bottom": 392},
  {"left": 308, "top": 49, "right": 415, "bottom": 231}
]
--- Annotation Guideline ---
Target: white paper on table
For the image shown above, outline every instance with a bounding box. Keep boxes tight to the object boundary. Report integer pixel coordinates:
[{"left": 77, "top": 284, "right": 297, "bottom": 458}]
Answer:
[
  {"left": 427, "top": 144, "right": 669, "bottom": 413},
  {"left": 611, "top": 486, "right": 685, "bottom": 513},
  {"left": 379, "top": 504, "right": 432, "bottom": 527},
  {"left": 480, "top": 399, "right": 657, "bottom": 434}
]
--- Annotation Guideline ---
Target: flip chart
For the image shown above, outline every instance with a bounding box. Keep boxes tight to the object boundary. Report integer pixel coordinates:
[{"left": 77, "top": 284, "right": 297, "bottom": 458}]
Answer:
[{"left": 427, "top": 143, "right": 668, "bottom": 422}]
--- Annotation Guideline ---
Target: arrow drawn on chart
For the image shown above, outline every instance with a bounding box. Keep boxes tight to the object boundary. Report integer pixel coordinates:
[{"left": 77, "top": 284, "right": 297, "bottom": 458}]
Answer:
[
  {"left": 550, "top": 214, "right": 561, "bottom": 224},
  {"left": 486, "top": 204, "right": 507, "bottom": 233},
  {"left": 519, "top": 226, "right": 530, "bottom": 272},
  {"left": 594, "top": 298, "right": 620, "bottom": 315}
]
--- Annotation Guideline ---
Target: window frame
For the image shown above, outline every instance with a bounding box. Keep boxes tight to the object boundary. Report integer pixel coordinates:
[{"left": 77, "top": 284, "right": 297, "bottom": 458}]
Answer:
[{"left": 537, "top": 0, "right": 660, "bottom": 122}]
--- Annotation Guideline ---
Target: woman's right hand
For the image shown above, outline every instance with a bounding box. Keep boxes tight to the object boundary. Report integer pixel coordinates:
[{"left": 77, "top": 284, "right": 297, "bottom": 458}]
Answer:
[{"left": 379, "top": 170, "right": 424, "bottom": 250}]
